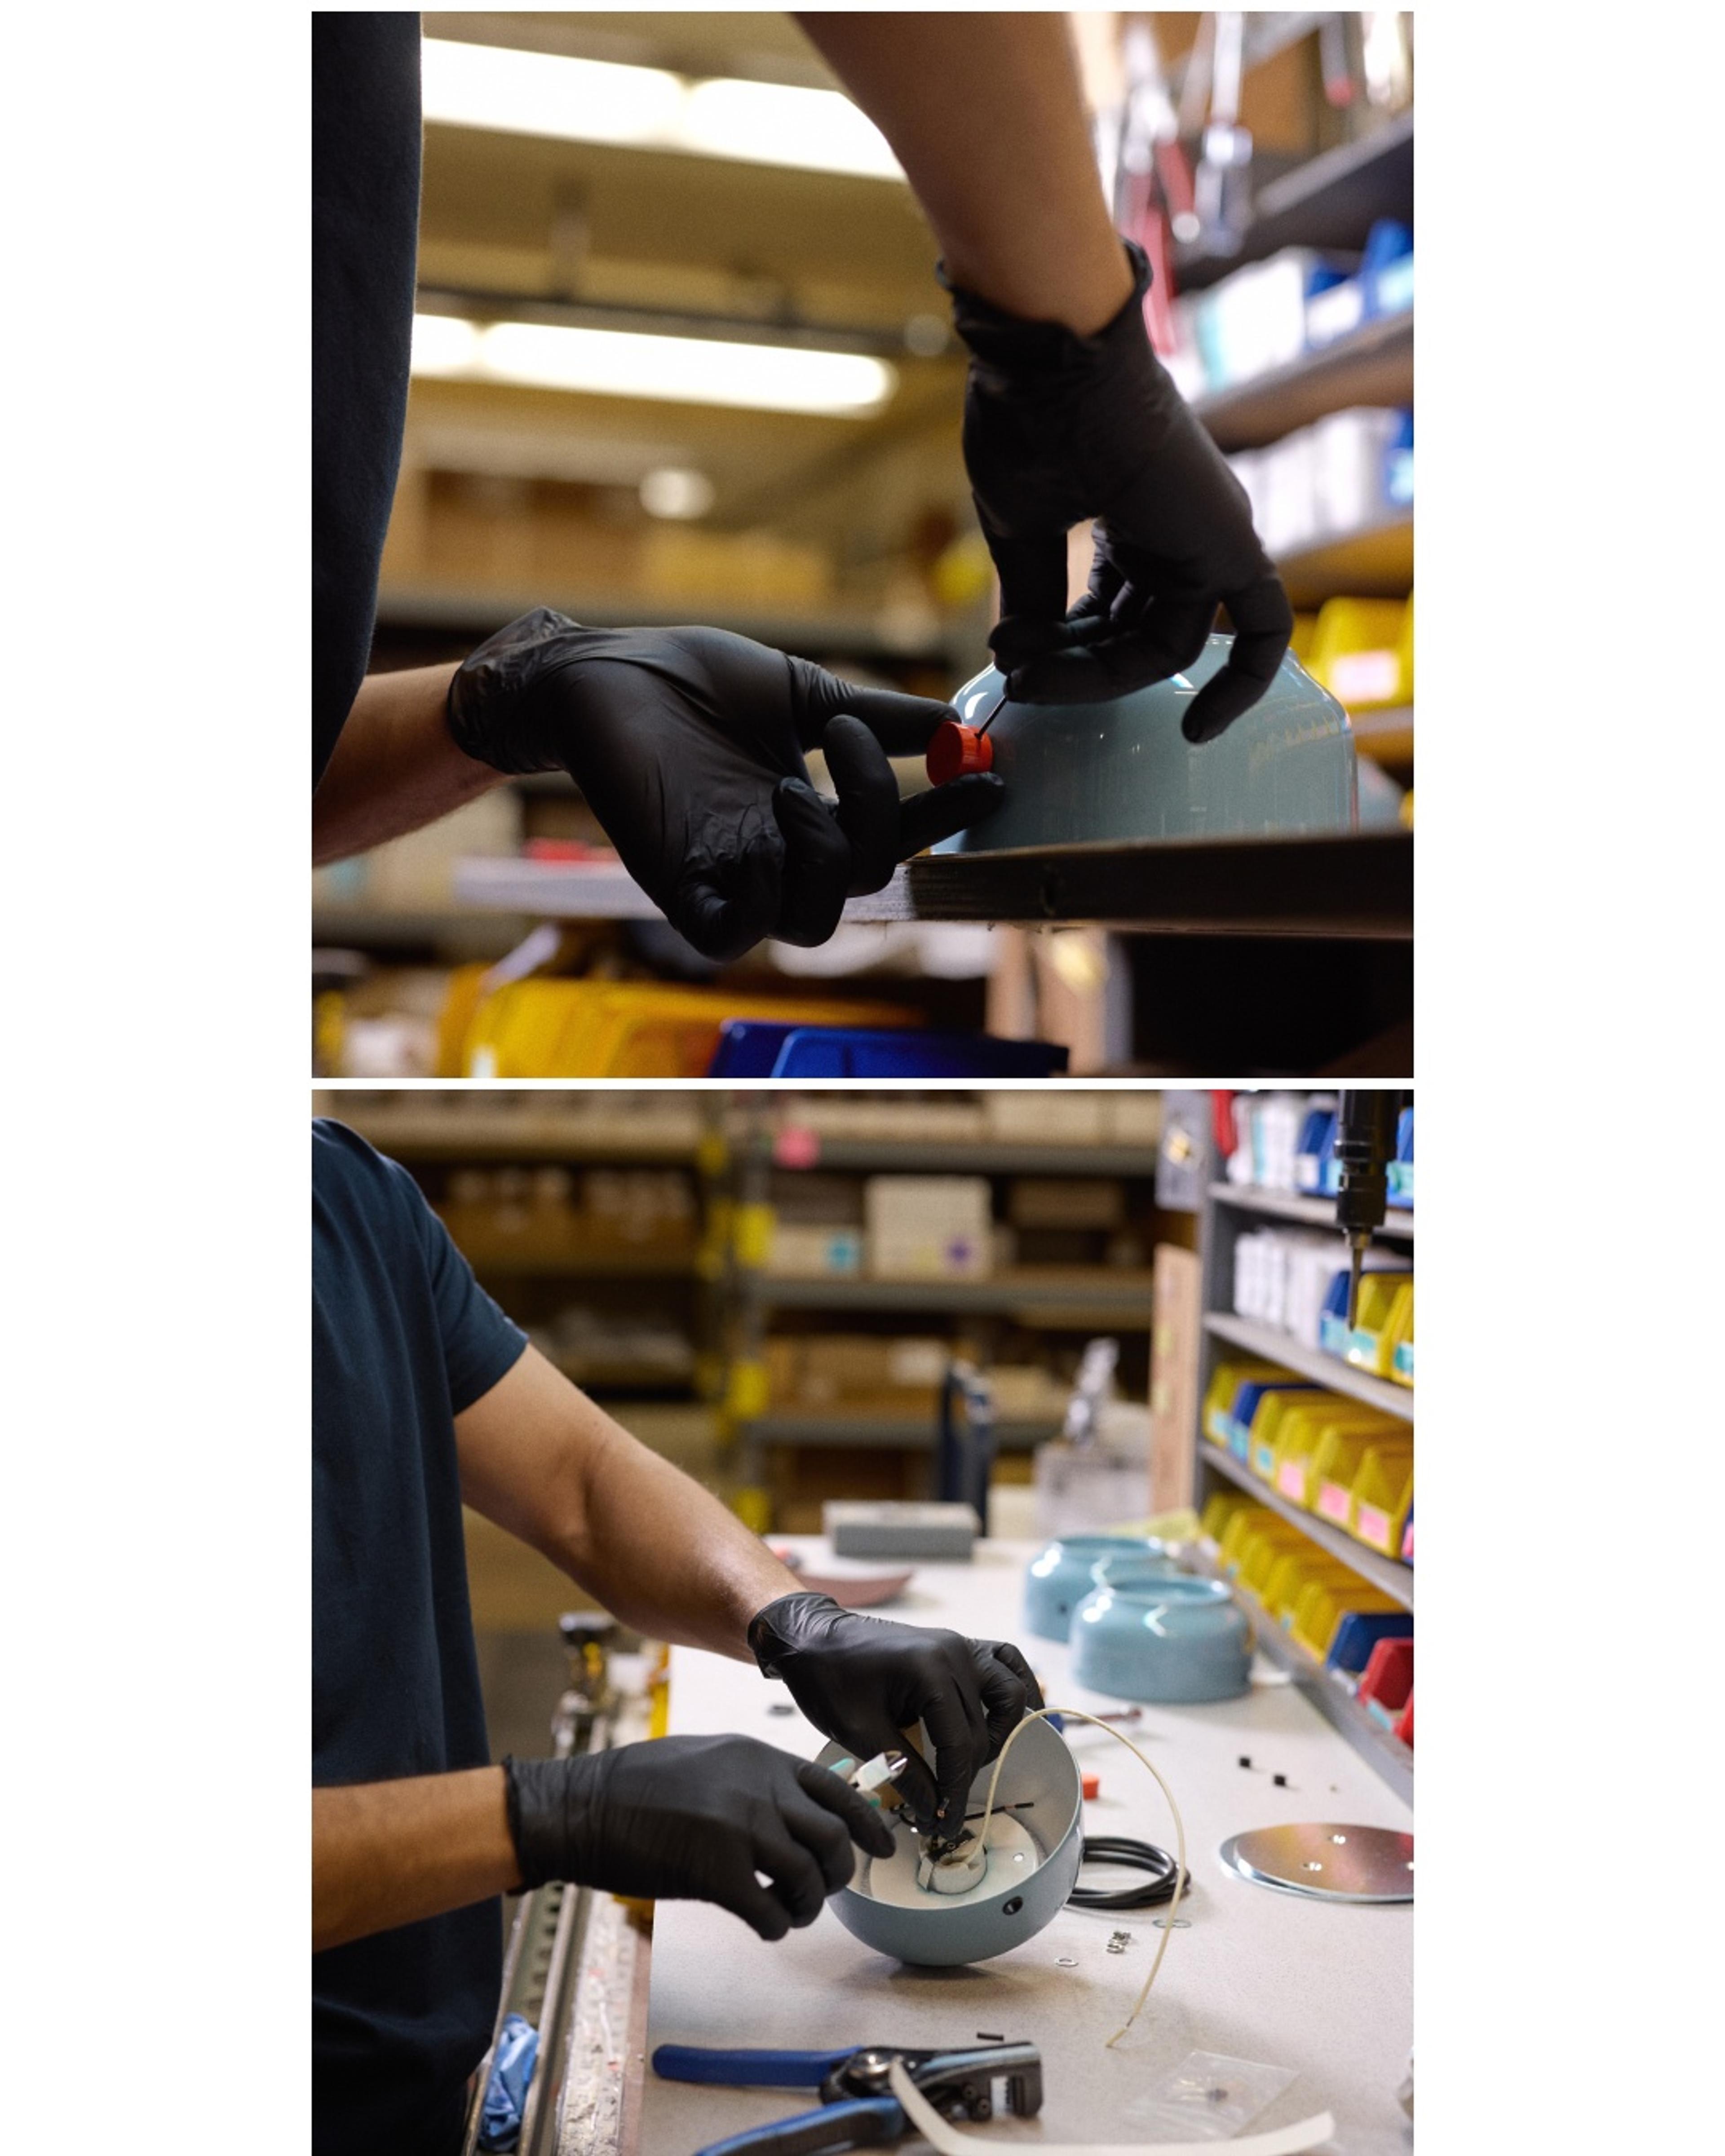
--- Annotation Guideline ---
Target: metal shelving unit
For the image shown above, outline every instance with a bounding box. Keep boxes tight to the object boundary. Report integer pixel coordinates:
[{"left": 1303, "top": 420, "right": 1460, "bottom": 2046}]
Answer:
[
  {"left": 1200, "top": 1440, "right": 1411, "bottom": 1607},
  {"left": 1210, "top": 1181, "right": 1414, "bottom": 1237},
  {"left": 1194, "top": 1163, "right": 1413, "bottom": 1795},
  {"left": 1206, "top": 1311, "right": 1411, "bottom": 1420},
  {"left": 1193, "top": 310, "right": 1413, "bottom": 453},
  {"left": 753, "top": 1270, "right": 1158, "bottom": 1317},
  {"left": 744, "top": 1415, "right": 1060, "bottom": 1453}
]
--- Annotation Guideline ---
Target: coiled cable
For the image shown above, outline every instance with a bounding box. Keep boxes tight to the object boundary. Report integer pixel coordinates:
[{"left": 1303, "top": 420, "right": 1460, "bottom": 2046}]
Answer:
[{"left": 1069, "top": 1834, "right": 1190, "bottom": 1910}]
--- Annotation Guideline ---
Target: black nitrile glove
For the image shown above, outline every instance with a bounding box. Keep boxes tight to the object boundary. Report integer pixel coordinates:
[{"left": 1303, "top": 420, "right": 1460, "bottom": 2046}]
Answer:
[
  {"left": 945, "top": 240, "right": 1293, "bottom": 742},
  {"left": 503, "top": 1733, "right": 894, "bottom": 1940},
  {"left": 447, "top": 610, "right": 1004, "bottom": 962},
  {"left": 748, "top": 1592, "right": 1044, "bottom": 1840}
]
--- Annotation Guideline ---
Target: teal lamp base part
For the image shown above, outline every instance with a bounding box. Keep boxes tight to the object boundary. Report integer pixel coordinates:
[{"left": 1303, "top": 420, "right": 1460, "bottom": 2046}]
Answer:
[{"left": 933, "top": 636, "right": 1358, "bottom": 854}]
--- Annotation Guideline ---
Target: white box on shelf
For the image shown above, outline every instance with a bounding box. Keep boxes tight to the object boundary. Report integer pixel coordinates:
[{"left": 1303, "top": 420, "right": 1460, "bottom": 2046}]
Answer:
[{"left": 865, "top": 1176, "right": 993, "bottom": 1280}]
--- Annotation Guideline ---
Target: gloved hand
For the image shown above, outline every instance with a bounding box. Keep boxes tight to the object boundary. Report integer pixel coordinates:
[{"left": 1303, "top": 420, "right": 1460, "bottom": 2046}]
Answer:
[
  {"left": 945, "top": 240, "right": 1293, "bottom": 742},
  {"left": 503, "top": 1733, "right": 894, "bottom": 1941},
  {"left": 447, "top": 610, "right": 1004, "bottom": 962},
  {"left": 748, "top": 1592, "right": 1044, "bottom": 1840}
]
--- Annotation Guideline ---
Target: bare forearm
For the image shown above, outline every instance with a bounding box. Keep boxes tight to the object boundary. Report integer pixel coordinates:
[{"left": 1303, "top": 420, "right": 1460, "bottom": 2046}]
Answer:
[
  {"left": 312, "top": 662, "right": 504, "bottom": 863},
  {"left": 313, "top": 1767, "right": 518, "bottom": 1951},
  {"left": 797, "top": 12, "right": 1131, "bottom": 331},
  {"left": 457, "top": 1348, "right": 797, "bottom": 1660}
]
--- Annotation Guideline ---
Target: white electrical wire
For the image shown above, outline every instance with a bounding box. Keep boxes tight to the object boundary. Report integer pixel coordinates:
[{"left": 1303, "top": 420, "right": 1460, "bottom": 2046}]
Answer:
[
  {"left": 969, "top": 1706, "right": 1188, "bottom": 2049},
  {"left": 886, "top": 2060, "right": 1336, "bottom": 2156}
]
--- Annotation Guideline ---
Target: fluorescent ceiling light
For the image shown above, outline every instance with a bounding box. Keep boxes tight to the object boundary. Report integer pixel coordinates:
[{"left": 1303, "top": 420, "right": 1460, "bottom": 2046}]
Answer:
[
  {"left": 411, "top": 314, "right": 895, "bottom": 418},
  {"left": 420, "top": 37, "right": 902, "bottom": 180},
  {"left": 639, "top": 468, "right": 715, "bottom": 520}
]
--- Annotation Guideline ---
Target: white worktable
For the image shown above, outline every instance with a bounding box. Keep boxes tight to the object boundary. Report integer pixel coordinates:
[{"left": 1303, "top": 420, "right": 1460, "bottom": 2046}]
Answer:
[{"left": 638, "top": 1540, "right": 1412, "bottom": 2155}]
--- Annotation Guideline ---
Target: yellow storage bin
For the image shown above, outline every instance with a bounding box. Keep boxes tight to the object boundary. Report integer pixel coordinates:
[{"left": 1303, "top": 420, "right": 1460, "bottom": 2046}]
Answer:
[
  {"left": 1313, "top": 1428, "right": 1412, "bottom": 1536},
  {"left": 1217, "top": 1503, "right": 1285, "bottom": 1575},
  {"left": 1228, "top": 1516, "right": 1319, "bottom": 1592},
  {"left": 1264, "top": 1548, "right": 1375, "bottom": 1630},
  {"left": 1351, "top": 1441, "right": 1415, "bottom": 1558},
  {"left": 1385, "top": 1281, "right": 1414, "bottom": 1387},
  {"left": 451, "top": 979, "right": 916, "bottom": 1078},
  {"left": 1269, "top": 1399, "right": 1402, "bottom": 1511},
  {"left": 1246, "top": 1387, "right": 1331, "bottom": 1482},
  {"left": 1307, "top": 596, "right": 1411, "bottom": 710},
  {"left": 1291, "top": 1577, "right": 1406, "bottom": 1661},
  {"left": 1344, "top": 1272, "right": 1413, "bottom": 1377},
  {"left": 1202, "top": 1360, "right": 1285, "bottom": 1449},
  {"left": 1200, "top": 1488, "right": 1257, "bottom": 1546}
]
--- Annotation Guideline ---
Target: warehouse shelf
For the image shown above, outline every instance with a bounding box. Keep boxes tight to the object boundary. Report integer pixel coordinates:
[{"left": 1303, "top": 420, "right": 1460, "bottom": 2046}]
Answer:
[
  {"left": 1205, "top": 1312, "right": 1411, "bottom": 1420},
  {"left": 454, "top": 831, "right": 1411, "bottom": 940},
  {"left": 1193, "top": 310, "right": 1413, "bottom": 454},
  {"left": 1349, "top": 706, "right": 1414, "bottom": 767},
  {"left": 554, "top": 1360, "right": 699, "bottom": 1393},
  {"left": 1199, "top": 1440, "right": 1413, "bottom": 1608},
  {"left": 751, "top": 1267, "right": 1158, "bottom": 1315},
  {"left": 332, "top": 1109, "right": 703, "bottom": 1164},
  {"left": 375, "top": 585, "right": 973, "bottom": 672},
  {"left": 1209, "top": 1183, "right": 1414, "bottom": 1237},
  {"left": 462, "top": 1250, "right": 698, "bottom": 1279},
  {"left": 1176, "top": 109, "right": 1415, "bottom": 292},
  {"left": 866, "top": 828, "right": 1411, "bottom": 939},
  {"left": 743, "top": 1414, "right": 1060, "bottom": 1451},
  {"left": 1186, "top": 1546, "right": 1412, "bottom": 1804},
  {"left": 765, "top": 1138, "right": 1162, "bottom": 1176},
  {"left": 1276, "top": 509, "right": 1413, "bottom": 607},
  {"left": 314, "top": 905, "right": 530, "bottom": 955}
]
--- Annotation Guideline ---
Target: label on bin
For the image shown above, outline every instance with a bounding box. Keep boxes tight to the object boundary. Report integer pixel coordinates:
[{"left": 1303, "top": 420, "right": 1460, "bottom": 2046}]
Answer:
[
  {"left": 1357, "top": 1504, "right": 1393, "bottom": 1551},
  {"left": 1278, "top": 1463, "right": 1308, "bottom": 1502},
  {"left": 1393, "top": 1343, "right": 1415, "bottom": 1380},
  {"left": 1318, "top": 1484, "right": 1353, "bottom": 1524}
]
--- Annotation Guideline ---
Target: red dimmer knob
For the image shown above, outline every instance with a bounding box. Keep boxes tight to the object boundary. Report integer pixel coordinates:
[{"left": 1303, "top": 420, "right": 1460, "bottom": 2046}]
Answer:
[{"left": 925, "top": 720, "right": 994, "bottom": 786}]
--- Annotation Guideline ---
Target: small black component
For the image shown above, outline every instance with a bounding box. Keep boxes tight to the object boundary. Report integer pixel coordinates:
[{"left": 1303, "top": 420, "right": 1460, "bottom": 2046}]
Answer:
[
  {"left": 766, "top": 1701, "right": 796, "bottom": 1716},
  {"left": 1273, "top": 1773, "right": 1288, "bottom": 1788},
  {"left": 977, "top": 2033, "right": 1005, "bottom": 2042},
  {"left": 1238, "top": 1755, "right": 1252, "bottom": 1769}
]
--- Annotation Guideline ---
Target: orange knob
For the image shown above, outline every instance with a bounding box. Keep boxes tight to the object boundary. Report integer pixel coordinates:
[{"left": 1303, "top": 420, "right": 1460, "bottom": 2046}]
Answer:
[{"left": 926, "top": 720, "right": 994, "bottom": 786}]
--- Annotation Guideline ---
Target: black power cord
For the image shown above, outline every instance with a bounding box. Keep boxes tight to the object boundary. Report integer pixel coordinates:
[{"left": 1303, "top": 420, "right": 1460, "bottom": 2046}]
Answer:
[{"left": 1068, "top": 1835, "right": 1190, "bottom": 1910}]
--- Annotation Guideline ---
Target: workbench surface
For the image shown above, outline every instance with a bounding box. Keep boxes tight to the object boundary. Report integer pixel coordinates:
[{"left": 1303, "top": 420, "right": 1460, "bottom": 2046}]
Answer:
[{"left": 638, "top": 1539, "right": 1412, "bottom": 2156}]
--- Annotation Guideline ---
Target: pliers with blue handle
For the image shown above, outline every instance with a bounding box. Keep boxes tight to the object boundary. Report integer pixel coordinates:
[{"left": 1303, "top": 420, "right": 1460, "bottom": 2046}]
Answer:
[{"left": 653, "top": 2039, "right": 1042, "bottom": 2156}]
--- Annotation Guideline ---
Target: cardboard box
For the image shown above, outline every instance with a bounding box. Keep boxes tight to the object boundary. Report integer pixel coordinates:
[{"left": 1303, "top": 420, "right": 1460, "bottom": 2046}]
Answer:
[
  {"left": 764, "top": 1223, "right": 864, "bottom": 1279},
  {"left": 984, "top": 1092, "right": 1109, "bottom": 1144},
  {"left": 1008, "top": 1177, "right": 1125, "bottom": 1230},
  {"left": 865, "top": 1176, "right": 993, "bottom": 1280},
  {"left": 1149, "top": 1242, "right": 1202, "bottom": 1512}
]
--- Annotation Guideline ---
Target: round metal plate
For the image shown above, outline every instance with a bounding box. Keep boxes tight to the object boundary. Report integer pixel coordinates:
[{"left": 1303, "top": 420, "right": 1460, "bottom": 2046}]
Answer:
[{"left": 1218, "top": 1823, "right": 1414, "bottom": 1904}]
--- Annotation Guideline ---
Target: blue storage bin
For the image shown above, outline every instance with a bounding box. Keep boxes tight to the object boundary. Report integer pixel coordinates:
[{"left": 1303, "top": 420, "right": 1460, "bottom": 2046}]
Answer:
[
  {"left": 1226, "top": 1377, "right": 1319, "bottom": 1461},
  {"left": 1326, "top": 1610, "right": 1414, "bottom": 1683},
  {"left": 710, "top": 1024, "right": 1069, "bottom": 1079},
  {"left": 1388, "top": 1105, "right": 1414, "bottom": 1208},
  {"left": 1295, "top": 1106, "right": 1335, "bottom": 1194}
]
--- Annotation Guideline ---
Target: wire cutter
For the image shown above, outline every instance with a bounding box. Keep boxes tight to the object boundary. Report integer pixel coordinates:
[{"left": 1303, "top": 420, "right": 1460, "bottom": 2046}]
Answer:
[{"left": 652, "top": 2038, "right": 1043, "bottom": 2156}]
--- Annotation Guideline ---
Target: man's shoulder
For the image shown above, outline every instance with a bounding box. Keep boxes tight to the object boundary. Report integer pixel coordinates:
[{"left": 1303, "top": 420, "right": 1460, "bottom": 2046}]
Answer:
[{"left": 314, "top": 1118, "right": 422, "bottom": 1234}]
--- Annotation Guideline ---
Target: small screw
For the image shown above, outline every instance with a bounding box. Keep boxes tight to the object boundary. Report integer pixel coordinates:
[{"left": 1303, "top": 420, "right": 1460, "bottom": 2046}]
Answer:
[{"left": 1106, "top": 1929, "right": 1132, "bottom": 1953}]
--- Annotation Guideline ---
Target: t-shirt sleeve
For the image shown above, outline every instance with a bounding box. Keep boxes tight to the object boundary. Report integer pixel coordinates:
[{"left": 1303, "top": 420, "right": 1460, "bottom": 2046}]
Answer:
[{"left": 382, "top": 1154, "right": 529, "bottom": 1413}]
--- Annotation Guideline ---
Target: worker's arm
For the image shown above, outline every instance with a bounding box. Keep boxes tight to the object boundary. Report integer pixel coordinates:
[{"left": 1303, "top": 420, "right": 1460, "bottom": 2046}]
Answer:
[
  {"left": 456, "top": 1343, "right": 799, "bottom": 1653},
  {"left": 456, "top": 1346, "right": 1040, "bottom": 1836},
  {"left": 794, "top": 12, "right": 1130, "bottom": 334},
  {"left": 797, "top": 13, "right": 1292, "bottom": 739},
  {"left": 312, "top": 661, "right": 503, "bottom": 863},
  {"left": 314, "top": 1767, "right": 518, "bottom": 1952},
  {"left": 313, "top": 1744, "right": 895, "bottom": 1952}
]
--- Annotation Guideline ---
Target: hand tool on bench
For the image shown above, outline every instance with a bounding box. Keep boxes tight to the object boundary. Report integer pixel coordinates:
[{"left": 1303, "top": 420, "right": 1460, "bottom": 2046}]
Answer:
[{"left": 653, "top": 2039, "right": 1042, "bottom": 2156}]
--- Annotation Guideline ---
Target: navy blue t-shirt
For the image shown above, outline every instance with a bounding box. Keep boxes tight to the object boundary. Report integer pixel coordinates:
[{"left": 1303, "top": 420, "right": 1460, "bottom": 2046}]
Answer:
[
  {"left": 313, "top": 1120, "right": 527, "bottom": 2156},
  {"left": 313, "top": 11, "right": 423, "bottom": 788}
]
